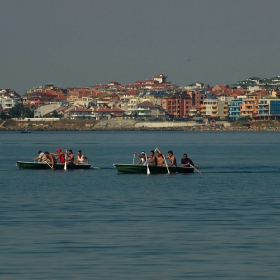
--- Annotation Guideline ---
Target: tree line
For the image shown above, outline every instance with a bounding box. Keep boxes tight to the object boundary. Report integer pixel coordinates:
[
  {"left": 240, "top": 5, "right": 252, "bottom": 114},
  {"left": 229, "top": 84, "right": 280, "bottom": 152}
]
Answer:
[{"left": 0, "top": 103, "right": 34, "bottom": 120}]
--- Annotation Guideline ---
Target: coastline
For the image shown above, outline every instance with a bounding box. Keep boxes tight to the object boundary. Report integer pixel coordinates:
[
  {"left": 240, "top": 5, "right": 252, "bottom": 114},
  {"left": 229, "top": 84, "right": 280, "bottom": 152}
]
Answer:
[{"left": 1, "top": 119, "right": 280, "bottom": 132}]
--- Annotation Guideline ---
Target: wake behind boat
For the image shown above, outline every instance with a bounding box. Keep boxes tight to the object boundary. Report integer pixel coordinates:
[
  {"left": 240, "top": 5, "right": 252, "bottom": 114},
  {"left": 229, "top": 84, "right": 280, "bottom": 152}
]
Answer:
[
  {"left": 113, "top": 164, "right": 194, "bottom": 174},
  {"left": 16, "top": 161, "right": 91, "bottom": 170}
]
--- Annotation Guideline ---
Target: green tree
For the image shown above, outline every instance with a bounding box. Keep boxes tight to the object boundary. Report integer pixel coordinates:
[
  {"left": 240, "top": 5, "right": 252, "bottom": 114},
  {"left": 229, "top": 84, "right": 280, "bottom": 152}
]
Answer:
[
  {"left": 0, "top": 111, "right": 10, "bottom": 120},
  {"left": 52, "top": 110, "right": 59, "bottom": 118},
  {"left": 8, "top": 103, "right": 34, "bottom": 119}
]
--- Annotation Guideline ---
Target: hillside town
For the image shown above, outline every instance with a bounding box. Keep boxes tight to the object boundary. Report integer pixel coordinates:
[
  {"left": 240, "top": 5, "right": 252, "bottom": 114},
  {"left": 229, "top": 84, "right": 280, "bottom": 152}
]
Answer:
[{"left": 1, "top": 74, "right": 280, "bottom": 123}]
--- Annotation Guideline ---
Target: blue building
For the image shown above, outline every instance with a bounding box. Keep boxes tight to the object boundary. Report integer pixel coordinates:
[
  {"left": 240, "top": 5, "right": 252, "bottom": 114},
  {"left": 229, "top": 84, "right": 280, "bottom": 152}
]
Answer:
[
  {"left": 258, "top": 99, "right": 280, "bottom": 119},
  {"left": 228, "top": 98, "right": 243, "bottom": 120}
]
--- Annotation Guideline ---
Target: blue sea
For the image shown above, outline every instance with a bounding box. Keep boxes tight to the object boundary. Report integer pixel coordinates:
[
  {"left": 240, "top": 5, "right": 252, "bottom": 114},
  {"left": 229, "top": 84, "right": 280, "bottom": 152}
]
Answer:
[{"left": 1, "top": 131, "right": 280, "bottom": 279}]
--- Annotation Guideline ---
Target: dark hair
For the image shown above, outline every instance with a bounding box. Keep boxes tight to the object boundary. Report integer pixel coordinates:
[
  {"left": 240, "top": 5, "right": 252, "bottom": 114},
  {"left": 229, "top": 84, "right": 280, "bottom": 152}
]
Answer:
[
  {"left": 150, "top": 150, "right": 154, "bottom": 153},
  {"left": 78, "top": 150, "right": 82, "bottom": 153},
  {"left": 69, "top": 150, "right": 73, "bottom": 153},
  {"left": 44, "top": 151, "right": 49, "bottom": 154},
  {"left": 168, "top": 150, "right": 173, "bottom": 155},
  {"left": 183, "top": 153, "right": 187, "bottom": 157}
]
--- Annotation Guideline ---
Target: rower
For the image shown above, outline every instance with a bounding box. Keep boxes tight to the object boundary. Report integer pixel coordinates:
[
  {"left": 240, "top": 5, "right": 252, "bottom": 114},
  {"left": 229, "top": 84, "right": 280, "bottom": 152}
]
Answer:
[
  {"left": 165, "top": 150, "right": 177, "bottom": 167},
  {"left": 155, "top": 147, "right": 165, "bottom": 166},
  {"left": 181, "top": 153, "right": 201, "bottom": 173},
  {"left": 134, "top": 151, "right": 147, "bottom": 165},
  {"left": 67, "top": 149, "right": 74, "bottom": 164},
  {"left": 75, "top": 150, "right": 89, "bottom": 164},
  {"left": 147, "top": 150, "right": 157, "bottom": 166},
  {"left": 54, "top": 148, "right": 65, "bottom": 163},
  {"left": 44, "top": 151, "right": 55, "bottom": 169},
  {"left": 33, "top": 150, "right": 45, "bottom": 162}
]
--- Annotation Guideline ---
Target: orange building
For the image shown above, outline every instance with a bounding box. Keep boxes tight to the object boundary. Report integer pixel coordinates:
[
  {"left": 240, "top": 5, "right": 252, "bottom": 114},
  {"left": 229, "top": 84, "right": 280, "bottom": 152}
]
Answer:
[
  {"left": 240, "top": 94, "right": 260, "bottom": 118},
  {"left": 161, "top": 91, "right": 203, "bottom": 118}
]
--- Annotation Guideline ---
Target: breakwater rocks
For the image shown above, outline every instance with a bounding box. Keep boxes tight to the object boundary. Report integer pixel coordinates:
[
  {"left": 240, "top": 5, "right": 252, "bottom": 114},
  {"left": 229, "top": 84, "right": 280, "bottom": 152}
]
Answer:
[
  {"left": 1, "top": 119, "right": 280, "bottom": 131},
  {"left": 0, "top": 120, "right": 137, "bottom": 131}
]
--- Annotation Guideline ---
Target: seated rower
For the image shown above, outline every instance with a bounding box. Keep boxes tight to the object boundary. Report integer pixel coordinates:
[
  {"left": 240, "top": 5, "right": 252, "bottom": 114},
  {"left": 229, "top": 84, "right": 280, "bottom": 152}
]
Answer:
[
  {"left": 67, "top": 149, "right": 74, "bottom": 164},
  {"left": 181, "top": 153, "right": 201, "bottom": 173},
  {"left": 54, "top": 148, "right": 65, "bottom": 163},
  {"left": 166, "top": 150, "right": 177, "bottom": 167},
  {"left": 147, "top": 150, "right": 157, "bottom": 166},
  {"left": 134, "top": 151, "right": 147, "bottom": 165},
  {"left": 75, "top": 150, "right": 89, "bottom": 164},
  {"left": 155, "top": 147, "right": 165, "bottom": 166},
  {"left": 44, "top": 151, "right": 55, "bottom": 169},
  {"left": 34, "top": 150, "right": 45, "bottom": 162}
]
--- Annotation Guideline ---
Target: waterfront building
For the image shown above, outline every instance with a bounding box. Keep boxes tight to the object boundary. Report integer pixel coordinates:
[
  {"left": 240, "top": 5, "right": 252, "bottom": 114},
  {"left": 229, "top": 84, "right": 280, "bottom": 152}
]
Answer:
[
  {"left": 135, "top": 101, "right": 166, "bottom": 120},
  {"left": 34, "top": 104, "right": 63, "bottom": 118},
  {"left": 201, "top": 98, "right": 229, "bottom": 120},
  {"left": 91, "top": 107, "right": 125, "bottom": 120},
  {"left": 69, "top": 108, "right": 92, "bottom": 120},
  {"left": 240, "top": 93, "right": 262, "bottom": 118},
  {"left": 161, "top": 91, "right": 203, "bottom": 118},
  {"left": 258, "top": 99, "right": 280, "bottom": 119},
  {"left": 0, "top": 89, "right": 21, "bottom": 110},
  {"left": 228, "top": 98, "right": 244, "bottom": 121},
  {"left": 161, "top": 92, "right": 191, "bottom": 118}
]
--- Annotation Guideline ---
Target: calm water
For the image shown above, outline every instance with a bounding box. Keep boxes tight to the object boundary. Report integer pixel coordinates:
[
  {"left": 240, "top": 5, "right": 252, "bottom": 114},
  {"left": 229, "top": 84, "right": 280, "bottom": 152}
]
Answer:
[{"left": 1, "top": 131, "right": 280, "bottom": 279}]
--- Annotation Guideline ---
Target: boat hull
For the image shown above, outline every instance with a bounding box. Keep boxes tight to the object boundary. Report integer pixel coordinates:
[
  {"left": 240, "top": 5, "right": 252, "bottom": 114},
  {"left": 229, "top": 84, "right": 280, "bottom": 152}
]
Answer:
[
  {"left": 113, "top": 164, "right": 194, "bottom": 174},
  {"left": 16, "top": 161, "right": 91, "bottom": 170}
]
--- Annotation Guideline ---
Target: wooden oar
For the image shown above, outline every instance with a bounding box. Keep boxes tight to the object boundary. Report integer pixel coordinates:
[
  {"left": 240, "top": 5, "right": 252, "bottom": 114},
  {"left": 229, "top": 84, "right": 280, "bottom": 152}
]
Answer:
[
  {"left": 162, "top": 154, "right": 170, "bottom": 174},
  {"left": 190, "top": 164, "right": 201, "bottom": 173},
  {"left": 64, "top": 150, "right": 67, "bottom": 171},
  {"left": 44, "top": 161, "right": 52, "bottom": 169},
  {"left": 145, "top": 154, "right": 150, "bottom": 175}
]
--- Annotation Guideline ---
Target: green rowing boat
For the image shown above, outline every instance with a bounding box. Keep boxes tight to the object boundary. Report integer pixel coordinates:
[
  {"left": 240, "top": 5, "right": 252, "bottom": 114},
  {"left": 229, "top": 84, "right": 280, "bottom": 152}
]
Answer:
[
  {"left": 113, "top": 164, "right": 194, "bottom": 174},
  {"left": 16, "top": 161, "right": 91, "bottom": 170}
]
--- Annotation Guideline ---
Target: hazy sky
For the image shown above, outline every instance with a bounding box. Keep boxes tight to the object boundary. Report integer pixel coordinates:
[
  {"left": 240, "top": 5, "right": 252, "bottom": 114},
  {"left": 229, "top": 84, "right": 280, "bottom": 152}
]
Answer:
[{"left": 1, "top": 0, "right": 280, "bottom": 94}]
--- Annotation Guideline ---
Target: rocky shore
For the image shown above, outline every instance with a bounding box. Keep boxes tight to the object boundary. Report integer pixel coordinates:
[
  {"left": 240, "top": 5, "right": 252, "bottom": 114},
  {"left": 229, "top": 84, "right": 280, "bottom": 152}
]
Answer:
[{"left": 0, "top": 119, "right": 280, "bottom": 132}]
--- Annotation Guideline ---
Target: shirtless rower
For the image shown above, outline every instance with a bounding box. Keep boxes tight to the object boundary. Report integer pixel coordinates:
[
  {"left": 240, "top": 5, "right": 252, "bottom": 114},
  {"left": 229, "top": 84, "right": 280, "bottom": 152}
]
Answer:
[
  {"left": 44, "top": 151, "right": 55, "bottom": 169},
  {"left": 155, "top": 147, "right": 165, "bottom": 166},
  {"left": 165, "top": 150, "right": 177, "bottom": 167},
  {"left": 147, "top": 150, "right": 157, "bottom": 166},
  {"left": 67, "top": 149, "right": 74, "bottom": 164}
]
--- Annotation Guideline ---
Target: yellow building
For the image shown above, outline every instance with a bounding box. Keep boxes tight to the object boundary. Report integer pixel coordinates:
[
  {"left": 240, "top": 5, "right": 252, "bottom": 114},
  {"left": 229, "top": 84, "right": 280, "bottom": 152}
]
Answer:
[{"left": 201, "top": 99, "right": 228, "bottom": 119}]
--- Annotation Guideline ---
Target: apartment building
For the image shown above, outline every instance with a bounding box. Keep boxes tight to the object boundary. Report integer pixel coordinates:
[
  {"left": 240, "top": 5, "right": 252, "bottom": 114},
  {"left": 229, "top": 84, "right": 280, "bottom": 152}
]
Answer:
[
  {"left": 240, "top": 94, "right": 260, "bottom": 118},
  {"left": 258, "top": 99, "right": 280, "bottom": 119},
  {"left": 201, "top": 99, "right": 229, "bottom": 120}
]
